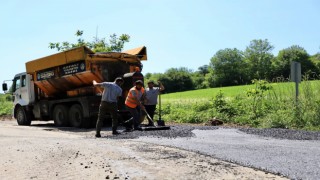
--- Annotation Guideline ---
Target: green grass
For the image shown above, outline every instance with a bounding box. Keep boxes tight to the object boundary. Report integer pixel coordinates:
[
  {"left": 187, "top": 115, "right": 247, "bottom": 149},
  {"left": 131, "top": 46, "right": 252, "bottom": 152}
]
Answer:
[
  {"left": 162, "top": 84, "right": 255, "bottom": 102},
  {"left": 162, "top": 81, "right": 320, "bottom": 102},
  {"left": 159, "top": 80, "right": 320, "bottom": 130}
]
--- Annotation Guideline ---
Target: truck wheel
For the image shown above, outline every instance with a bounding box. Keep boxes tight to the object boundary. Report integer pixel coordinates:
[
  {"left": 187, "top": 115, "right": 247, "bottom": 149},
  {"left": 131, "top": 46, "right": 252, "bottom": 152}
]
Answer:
[
  {"left": 53, "top": 105, "right": 69, "bottom": 127},
  {"left": 16, "top": 106, "right": 31, "bottom": 126},
  {"left": 68, "top": 104, "right": 83, "bottom": 128}
]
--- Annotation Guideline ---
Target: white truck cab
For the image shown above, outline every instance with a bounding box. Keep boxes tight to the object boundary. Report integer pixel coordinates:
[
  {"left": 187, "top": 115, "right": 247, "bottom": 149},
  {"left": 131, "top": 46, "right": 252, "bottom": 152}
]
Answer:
[
  {"left": 3, "top": 72, "right": 35, "bottom": 125},
  {"left": 11, "top": 72, "right": 35, "bottom": 106}
]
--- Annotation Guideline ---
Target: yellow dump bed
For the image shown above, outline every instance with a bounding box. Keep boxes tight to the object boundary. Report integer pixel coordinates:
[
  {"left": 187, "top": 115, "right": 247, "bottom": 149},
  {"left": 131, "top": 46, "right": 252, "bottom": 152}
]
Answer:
[{"left": 25, "top": 46, "right": 147, "bottom": 97}]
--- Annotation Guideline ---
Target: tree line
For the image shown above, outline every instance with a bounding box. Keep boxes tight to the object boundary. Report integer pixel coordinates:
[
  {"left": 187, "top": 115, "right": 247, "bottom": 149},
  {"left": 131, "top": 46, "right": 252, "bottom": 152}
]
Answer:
[
  {"left": 49, "top": 32, "right": 320, "bottom": 94},
  {"left": 146, "top": 39, "right": 320, "bottom": 93}
]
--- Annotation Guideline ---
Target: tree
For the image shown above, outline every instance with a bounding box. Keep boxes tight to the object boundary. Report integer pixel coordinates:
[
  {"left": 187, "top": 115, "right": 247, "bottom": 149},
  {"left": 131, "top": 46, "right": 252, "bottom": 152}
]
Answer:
[
  {"left": 191, "top": 72, "right": 207, "bottom": 89},
  {"left": 49, "top": 30, "right": 130, "bottom": 52},
  {"left": 144, "top": 72, "right": 152, "bottom": 80},
  {"left": 197, "top": 65, "right": 209, "bottom": 76},
  {"left": 273, "top": 45, "right": 316, "bottom": 79},
  {"left": 159, "top": 67, "right": 194, "bottom": 93},
  {"left": 144, "top": 73, "right": 163, "bottom": 85},
  {"left": 309, "top": 53, "right": 320, "bottom": 78},
  {"left": 204, "top": 67, "right": 215, "bottom": 88},
  {"left": 190, "top": 65, "right": 210, "bottom": 89},
  {"left": 244, "top": 39, "right": 274, "bottom": 80},
  {"left": 209, "top": 48, "right": 246, "bottom": 87}
]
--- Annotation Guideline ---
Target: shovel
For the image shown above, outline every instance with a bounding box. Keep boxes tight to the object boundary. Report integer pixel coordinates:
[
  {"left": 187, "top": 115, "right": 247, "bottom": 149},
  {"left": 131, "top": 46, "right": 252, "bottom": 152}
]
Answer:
[
  {"left": 140, "top": 91, "right": 170, "bottom": 131},
  {"left": 157, "top": 92, "right": 165, "bottom": 126},
  {"left": 141, "top": 108, "right": 170, "bottom": 131},
  {"left": 142, "top": 109, "right": 155, "bottom": 126}
]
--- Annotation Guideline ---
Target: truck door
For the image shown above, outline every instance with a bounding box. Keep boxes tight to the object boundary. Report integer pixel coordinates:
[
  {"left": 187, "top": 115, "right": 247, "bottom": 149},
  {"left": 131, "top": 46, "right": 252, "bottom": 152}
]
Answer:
[{"left": 12, "top": 73, "right": 35, "bottom": 106}]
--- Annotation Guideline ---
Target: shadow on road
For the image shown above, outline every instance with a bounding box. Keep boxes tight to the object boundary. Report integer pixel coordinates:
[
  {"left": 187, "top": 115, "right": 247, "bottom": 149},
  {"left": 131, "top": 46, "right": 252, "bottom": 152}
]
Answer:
[{"left": 30, "top": 121, "right": 96, "bottom": 133}]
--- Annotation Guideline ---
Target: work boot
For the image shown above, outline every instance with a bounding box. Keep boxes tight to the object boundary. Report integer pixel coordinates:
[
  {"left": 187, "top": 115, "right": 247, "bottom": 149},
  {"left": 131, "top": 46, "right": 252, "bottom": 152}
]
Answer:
[
  {"left": 123, "top": 127, "right": 133, "bottom": 132},
  {"left": 147, "top": 121, "right": 155, "bottom": 127},
  {"left": 112, "top": 127, "right": 121, "bottom": 135},
  {"left": 133, "top": 126, "right": 142, "bottom": 131},
  {"left": 95, "top": 133, "right": 101, "bottom": 138}
]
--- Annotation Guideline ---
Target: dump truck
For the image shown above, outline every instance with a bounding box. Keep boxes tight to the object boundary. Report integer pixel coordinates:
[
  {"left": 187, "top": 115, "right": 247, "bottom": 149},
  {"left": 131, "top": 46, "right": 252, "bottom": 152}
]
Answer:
[{"left": 2, "top": 46, "right": 147, "bottom": 128}]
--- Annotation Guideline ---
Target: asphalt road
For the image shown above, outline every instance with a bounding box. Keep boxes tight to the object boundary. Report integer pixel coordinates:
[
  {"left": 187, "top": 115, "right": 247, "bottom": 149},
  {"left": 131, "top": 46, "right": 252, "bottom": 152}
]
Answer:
[
  {"left": 134, "top": 126, "right": 320, "bottom": 180},
  {"left": 2, "top": 118, "right": 319, "bottom": 179},
  {"left": 0, "top": 120, "right": 287, "bottom": 179}
]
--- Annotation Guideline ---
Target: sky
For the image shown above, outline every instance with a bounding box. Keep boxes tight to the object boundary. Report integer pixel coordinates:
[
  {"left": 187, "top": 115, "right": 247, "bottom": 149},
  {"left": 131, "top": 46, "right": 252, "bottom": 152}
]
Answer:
[{"left": 1, "top": 0, "right": 320, "bottom": 86}]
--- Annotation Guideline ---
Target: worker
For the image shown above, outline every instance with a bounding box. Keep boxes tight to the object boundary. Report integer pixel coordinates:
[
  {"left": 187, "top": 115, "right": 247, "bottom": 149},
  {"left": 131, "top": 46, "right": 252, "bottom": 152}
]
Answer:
[
  {"left": 144, "top": 80, "right": 165, "bottom": 125},
  {"left": 125, "top": 80, "right": 145, "bottom": 130},
  {"left": 93, "top": 77, "right": 124, "bottom": 137}
]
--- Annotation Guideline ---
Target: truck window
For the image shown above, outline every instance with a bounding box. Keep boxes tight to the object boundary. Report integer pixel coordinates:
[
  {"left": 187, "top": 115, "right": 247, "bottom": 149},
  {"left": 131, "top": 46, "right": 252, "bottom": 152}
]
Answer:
[
  {"left": 12, "top": 76, "right": 20, "bottom": 92},
  {"left": 21, "top": 75, "right": 26, "bottom": 87}
]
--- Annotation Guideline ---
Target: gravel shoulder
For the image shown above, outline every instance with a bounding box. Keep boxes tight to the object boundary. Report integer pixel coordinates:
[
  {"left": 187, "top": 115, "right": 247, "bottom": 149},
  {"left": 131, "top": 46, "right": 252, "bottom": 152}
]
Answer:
[{"left": 0, "top": 120, "right": 287, "bottom": 180}]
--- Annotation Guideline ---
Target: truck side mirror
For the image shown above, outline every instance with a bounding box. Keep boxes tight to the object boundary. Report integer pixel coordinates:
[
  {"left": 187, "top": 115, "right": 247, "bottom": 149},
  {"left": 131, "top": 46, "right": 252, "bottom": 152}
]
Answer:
[{"left": 2, "top": 83, "right": 8, "bottom": 91}]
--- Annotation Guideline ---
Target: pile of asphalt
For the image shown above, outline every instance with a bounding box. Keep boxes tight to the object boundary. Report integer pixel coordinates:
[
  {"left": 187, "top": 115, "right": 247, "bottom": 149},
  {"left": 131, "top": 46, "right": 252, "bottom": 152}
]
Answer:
[
  {"left": 109, "top": 125, "right": 219, "bottom": 139},
  {"left": 109, "top": 125, "right": 320, "bottom": 141}
]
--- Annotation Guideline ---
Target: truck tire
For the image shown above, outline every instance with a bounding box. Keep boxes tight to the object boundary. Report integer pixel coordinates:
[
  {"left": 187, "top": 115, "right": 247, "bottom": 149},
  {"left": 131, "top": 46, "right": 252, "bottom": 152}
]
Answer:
[
  {"left": 16, "top": 106, "right": 31, "bottom": 126},
  {"left": 53, "top": 105, "right": 69, "bottom": 127},
  {"left": 68, "top": 104, "right": 83, "bottom": 128}
]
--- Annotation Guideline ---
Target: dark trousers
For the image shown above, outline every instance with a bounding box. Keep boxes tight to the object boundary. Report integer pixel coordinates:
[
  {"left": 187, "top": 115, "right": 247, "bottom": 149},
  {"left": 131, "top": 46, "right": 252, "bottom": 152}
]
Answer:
[
  {"left": 145, "top": 105, "right": 156, "bottom": 120},
  {"left": 96, "top": 101, "right": 118, "bottom": 134},
  {"left": 127, "top": 106, "right": 141, "bottom": 128}
]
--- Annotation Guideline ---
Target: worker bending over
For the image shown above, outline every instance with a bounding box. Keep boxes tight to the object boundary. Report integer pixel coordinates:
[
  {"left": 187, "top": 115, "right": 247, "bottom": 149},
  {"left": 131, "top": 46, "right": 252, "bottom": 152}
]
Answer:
[
  {"left": 125, "top": 80, "right": 145, "bottom": 130},
  {"left": 93, "top": 77, "right": 124, "bottom": 137}
]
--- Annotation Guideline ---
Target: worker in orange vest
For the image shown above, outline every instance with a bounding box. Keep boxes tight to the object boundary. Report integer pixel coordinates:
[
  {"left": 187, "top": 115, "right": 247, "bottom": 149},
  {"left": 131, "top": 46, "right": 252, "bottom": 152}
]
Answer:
[{"left": 125, "top": 80, "right": 145, "bottom": 130}]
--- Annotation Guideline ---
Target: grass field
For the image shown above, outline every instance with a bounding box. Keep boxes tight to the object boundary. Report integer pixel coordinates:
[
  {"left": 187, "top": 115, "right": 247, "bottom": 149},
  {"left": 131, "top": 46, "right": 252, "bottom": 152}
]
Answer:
[
  {"left": 161, "top": 82, "right": 294, "bottom": 103},
  {"left": 162, "top": 80, "right": 320, "bottom": 102},
  {"left": 162, "top": 84, "right": 255, "bottom": 102},
  {"left": 159, "top": 80, "right": 320, "bottom": 130}
]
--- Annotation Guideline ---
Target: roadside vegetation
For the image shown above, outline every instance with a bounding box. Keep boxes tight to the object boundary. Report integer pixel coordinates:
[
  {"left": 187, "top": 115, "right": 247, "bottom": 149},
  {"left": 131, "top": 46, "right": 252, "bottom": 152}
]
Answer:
[
  {"left": 0, "top": 94, "right": 12, "bottom": 116},
  {"left": 1, "top": 79, "right": 320, "bottom": 130},
  {"left": 157, "top": 79, "right": 320, "bottom": 131}
]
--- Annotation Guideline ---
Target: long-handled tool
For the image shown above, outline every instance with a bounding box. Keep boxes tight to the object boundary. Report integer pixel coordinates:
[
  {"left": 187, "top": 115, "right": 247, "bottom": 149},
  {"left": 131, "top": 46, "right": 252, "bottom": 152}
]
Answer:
[
  {"left": 141, "top": 108, "right": 170, "bottom": 131},
  {"left": 143, "top": 109, "right": 155, "bottom": 126},
  {"left": 157, "top": 91, "right": 165, "bottom": 126}
]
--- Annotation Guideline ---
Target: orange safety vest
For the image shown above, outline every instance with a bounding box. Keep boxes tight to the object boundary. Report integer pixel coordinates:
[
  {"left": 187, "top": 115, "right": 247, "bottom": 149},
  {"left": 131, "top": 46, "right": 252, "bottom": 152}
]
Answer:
[{"left": 125, "top": 87, "right": 145, "bottom": 108}]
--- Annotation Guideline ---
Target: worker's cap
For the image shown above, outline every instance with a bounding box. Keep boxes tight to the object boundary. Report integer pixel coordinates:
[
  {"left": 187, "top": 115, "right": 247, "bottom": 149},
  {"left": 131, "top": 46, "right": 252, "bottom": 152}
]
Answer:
[
  {"left": 147, "top": 80, "right": 154, "bottom": 84},
  {"left": 115, "top": 77, "right": 124, "bottom": 83},
  {"left": 135, "top": 80, "right": 144, "bottom": 86}
]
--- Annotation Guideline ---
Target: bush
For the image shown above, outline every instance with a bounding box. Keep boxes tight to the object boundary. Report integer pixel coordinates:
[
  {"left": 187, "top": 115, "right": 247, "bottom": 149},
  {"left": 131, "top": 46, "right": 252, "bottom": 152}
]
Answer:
[
  {"left": 260, "top": 110, "right": 292, "bottom": 128},
  {"left": 0, "top": 94, "right": 13, "bottom": 115}
]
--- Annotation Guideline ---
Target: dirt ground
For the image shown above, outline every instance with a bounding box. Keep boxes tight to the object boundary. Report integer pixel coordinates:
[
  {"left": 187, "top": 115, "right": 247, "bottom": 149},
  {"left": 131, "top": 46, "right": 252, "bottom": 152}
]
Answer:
[{"left": 0, "top": 119, "right": 287, "bottom": 180}]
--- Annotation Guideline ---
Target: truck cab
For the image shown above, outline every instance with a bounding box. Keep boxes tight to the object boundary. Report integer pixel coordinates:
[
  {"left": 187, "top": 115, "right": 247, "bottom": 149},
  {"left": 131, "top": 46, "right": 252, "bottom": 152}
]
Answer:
[
  {"left": 12, "top": 73, "right": 35, "bottom": 106},
  {"left": 3, "top": 73, "right": 35, "bottom": 125}
]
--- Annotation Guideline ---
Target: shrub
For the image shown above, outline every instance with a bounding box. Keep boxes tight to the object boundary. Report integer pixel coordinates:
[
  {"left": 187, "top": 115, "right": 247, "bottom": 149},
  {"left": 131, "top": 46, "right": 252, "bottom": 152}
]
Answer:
[
  {"left": 160, "top": 79, "right": 320, "bottom": 130},
  {"left": 0, "top": 95, "right": 13, "bottom": 115}
]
